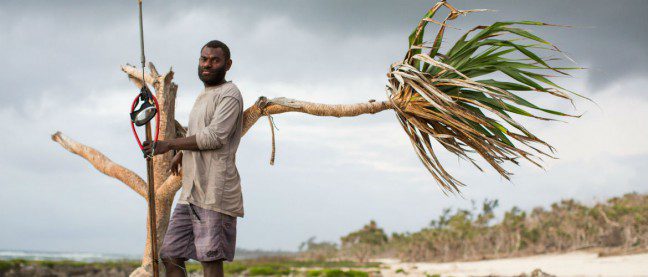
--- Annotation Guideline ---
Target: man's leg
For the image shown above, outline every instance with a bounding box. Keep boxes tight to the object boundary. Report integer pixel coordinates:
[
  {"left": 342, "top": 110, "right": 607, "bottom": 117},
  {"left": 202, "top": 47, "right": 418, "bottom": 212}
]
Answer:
[
  {"left": 164, "top": 258, "right": 188, "bottom": 277},
  {"left": 190, "top": 205, "right": 237, "bottom": 277},
  {"left": 201, "top": 260, "right": 224, "bottom": 277},
  {"left": 160, "top": 204, "right": 197, "bottom": 277}
]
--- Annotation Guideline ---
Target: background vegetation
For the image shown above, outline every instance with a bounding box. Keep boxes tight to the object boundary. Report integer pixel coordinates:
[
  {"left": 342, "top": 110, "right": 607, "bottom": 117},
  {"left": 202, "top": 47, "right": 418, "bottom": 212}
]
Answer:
[{"left": 302, "top": 192, "right": 648, "bottom": 262}]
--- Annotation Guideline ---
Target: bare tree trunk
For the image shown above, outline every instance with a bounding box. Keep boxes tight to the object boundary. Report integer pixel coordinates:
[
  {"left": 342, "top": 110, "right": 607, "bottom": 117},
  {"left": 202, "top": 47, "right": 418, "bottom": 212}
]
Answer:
[{"left": 52, "top": 63, "right": 395, "bottom": 276}]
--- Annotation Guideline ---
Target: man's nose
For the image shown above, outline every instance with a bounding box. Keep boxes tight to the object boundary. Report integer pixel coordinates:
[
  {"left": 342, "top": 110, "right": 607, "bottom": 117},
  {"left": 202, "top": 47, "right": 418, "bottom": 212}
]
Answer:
[{"left": 200, "top": 60, "right": 213, "bottom": 68}]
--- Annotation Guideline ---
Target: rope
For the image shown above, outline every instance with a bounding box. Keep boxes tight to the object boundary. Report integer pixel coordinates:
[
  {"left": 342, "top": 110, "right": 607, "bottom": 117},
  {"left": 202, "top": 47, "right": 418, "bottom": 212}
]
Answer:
[{"left": 261, "top": 108, "right": 278, "bottom": 165}]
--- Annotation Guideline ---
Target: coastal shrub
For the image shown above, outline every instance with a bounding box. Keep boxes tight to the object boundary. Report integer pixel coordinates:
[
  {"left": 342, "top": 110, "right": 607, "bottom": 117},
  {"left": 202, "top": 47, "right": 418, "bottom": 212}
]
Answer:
[
  {"left": 0, "top": 260, "right": 13, "bottom": 273},
  {"left": 224, "top": 262, "right": 248, "bottom": 274},
  {"left": 247, "top": 264, "right": 291, "bottom": 276},
  {"left": 185, "top": 262, "right": 202, "bottom": 273},
  {"left": 308, "top": 269, "right": 369, "bottom": 277}
]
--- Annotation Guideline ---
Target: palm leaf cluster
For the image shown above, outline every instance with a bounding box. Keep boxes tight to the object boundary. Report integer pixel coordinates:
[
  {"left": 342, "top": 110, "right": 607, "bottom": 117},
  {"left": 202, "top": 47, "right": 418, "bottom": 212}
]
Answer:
[{"left": 386, "top": 0, "right": 586, "bottom": 193}]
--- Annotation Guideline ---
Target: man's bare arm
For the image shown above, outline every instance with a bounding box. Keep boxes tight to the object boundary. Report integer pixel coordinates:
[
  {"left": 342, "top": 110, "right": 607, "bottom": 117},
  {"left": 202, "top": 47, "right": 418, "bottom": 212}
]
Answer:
[
  {"left": 167, "top": 136, "right": 200, "bottom": 151},
  {"left": 143, "top": 96, "right": 241, "bottom": 156},
  {"left": 143, "top": 136, "right": 200, "bottom": 156}
]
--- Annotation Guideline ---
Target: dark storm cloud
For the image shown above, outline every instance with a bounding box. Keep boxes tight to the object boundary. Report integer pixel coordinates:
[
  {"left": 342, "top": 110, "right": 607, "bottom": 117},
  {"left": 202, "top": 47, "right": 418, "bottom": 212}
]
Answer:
[{"left": 262, "top": 0, "right": 648, "bottom": 89}]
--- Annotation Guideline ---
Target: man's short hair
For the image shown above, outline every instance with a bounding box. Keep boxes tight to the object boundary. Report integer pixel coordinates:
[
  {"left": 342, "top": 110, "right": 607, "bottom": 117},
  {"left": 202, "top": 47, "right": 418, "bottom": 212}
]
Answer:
[{"left": 201, "top": 40, "right": 231, "bottom": 60}]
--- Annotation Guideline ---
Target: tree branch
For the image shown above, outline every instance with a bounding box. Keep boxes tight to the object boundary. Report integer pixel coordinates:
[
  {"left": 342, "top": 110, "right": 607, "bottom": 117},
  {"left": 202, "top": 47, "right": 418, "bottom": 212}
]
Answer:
[
  {"left": 121, "top": 64, "right": 155, "bottom": 88},
  {"left": 51, "top": 131, "right": 147, "bottom": 198},
  {"left": 174, "top": 120, "right": 186, "bottom": 138},
  {"left": 158, "top": 174, "right": 183, "bottom": 201},
  {"left": 242, "top": 97, "right": 394, "bottom": 136}
]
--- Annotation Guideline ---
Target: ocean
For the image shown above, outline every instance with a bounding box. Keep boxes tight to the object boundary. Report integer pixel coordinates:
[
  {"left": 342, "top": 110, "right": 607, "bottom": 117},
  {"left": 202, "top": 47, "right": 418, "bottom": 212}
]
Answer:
[
  {"left": 0, "top": 249, "right": 293, "bottom": 262},
  {"left": 0, "top": 250, "right": 140, "bottom": 262}
]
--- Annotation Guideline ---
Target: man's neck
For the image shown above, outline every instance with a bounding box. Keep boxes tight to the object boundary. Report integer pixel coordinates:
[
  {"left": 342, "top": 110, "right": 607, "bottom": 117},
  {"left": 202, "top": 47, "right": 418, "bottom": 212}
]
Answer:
[{"left": 204, "top": 79, "right": 228, "bottom": 89}]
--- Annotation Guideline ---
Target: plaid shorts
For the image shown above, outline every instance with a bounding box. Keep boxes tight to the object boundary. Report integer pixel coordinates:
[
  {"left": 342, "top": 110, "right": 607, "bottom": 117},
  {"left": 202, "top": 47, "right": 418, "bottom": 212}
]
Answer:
[{"left": 160, "top": 203, "right": 237, "bottom": 262}]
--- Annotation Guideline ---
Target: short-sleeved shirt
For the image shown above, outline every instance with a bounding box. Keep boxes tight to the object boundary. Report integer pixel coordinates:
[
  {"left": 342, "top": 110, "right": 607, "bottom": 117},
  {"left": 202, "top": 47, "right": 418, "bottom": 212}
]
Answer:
[{"left": 178, "top": 81, "right": 245, "bottom": 217}]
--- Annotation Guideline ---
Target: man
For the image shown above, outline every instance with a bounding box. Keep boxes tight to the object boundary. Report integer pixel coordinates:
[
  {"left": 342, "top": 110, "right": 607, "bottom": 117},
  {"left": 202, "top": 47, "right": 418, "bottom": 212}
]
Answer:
[{"left": 143, "top": 40, "right": 244, "bottom": 277}]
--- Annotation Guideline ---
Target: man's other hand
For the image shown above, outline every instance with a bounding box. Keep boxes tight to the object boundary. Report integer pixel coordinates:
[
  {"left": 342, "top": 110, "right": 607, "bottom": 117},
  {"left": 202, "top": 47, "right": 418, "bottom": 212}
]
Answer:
[
  {"left": 170, "top": 151, "right": 183, "bottom": 175},
  {"left": 143, "top": 140, "right": 172, "bottom": 157}
]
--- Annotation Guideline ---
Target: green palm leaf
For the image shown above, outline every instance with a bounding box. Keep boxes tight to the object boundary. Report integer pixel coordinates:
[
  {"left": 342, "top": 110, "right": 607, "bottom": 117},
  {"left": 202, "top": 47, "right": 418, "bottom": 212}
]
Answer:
[{"left": 388, "top": 0, "right": 587, "bottom": 193}]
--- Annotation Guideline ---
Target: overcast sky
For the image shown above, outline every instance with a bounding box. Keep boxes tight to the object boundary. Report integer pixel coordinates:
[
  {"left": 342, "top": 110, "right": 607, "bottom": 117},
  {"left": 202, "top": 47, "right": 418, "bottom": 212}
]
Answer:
[{"left": 1, "top": 1, "right": 647, "bottom": 256}]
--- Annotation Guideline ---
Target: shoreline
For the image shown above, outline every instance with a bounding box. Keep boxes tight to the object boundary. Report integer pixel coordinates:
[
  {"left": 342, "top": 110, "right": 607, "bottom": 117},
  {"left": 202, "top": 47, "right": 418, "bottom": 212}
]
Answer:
[{"left": 2, "top": 249, "right": 647, "bottom": 276}]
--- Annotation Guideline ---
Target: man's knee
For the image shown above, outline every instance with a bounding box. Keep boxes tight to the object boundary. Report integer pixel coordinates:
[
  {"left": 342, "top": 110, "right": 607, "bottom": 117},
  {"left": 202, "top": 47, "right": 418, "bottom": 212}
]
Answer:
[{"left": 200, "top": 259, "right": 223, "bottom": 268}]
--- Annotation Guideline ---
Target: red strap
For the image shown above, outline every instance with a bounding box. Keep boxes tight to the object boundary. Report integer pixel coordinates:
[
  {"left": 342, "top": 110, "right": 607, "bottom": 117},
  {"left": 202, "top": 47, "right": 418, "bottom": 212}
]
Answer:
[
  {"left": 130, "top": 95, "right": 144, "bottom": 150},
  {"left": 130, "top": 93, "right": 161, "bottom": 151}
]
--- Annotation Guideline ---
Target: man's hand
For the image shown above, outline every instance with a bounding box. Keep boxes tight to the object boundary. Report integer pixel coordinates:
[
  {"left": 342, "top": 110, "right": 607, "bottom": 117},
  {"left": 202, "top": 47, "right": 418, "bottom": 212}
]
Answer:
[
  {"left": 143, "top": 140, "right": 172, "bottom": 157},
  {"left": 170, "top": 151, "right": 183, "bottom": 175}
]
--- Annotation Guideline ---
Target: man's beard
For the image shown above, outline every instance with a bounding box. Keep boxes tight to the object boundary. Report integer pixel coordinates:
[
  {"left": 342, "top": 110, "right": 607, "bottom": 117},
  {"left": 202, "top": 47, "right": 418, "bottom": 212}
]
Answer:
[{"left": 198, "top": 65, "right": 227, "bottom": 86}]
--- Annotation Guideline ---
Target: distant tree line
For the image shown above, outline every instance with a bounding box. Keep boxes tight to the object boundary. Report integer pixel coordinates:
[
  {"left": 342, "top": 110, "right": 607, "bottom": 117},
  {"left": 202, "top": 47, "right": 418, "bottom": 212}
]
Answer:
[{"left": 299, "top": 192, "right": 648, "bottom": 262}]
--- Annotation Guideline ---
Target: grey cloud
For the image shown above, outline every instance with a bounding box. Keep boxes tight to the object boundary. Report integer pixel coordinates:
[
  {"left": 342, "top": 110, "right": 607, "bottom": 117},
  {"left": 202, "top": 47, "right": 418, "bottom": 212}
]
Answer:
[{"left": 2, "top": 0, "right": 646, "bottom": 111}]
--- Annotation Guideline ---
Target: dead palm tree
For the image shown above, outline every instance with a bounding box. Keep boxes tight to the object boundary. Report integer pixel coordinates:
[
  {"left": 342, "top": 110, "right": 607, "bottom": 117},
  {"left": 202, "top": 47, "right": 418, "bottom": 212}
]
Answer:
[{"left": 52, "top": 1, "right": 585, "bottom": 275}]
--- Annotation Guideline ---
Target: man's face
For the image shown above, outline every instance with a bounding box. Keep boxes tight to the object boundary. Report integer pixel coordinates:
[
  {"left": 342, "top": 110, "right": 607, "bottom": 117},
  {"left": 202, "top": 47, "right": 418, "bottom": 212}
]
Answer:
[{"left": 198, "top": 47, "right": 231, "bottom": 86}]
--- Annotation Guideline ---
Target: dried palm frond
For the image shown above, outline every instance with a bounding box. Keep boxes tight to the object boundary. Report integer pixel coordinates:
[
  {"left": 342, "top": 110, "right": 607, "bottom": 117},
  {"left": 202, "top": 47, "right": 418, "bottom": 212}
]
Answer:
[{"left": 387, "top": 0, "right": 587, "bottom": 193}]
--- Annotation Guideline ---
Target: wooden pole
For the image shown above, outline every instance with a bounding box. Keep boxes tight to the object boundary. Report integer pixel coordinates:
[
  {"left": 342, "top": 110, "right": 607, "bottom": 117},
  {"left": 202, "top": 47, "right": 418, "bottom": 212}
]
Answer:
[
  {"left": 145, "top": 123, "right": 159, "bottom": 277},
  {"left": 138, "top": 1, "right": 158, "bottom": 275}
]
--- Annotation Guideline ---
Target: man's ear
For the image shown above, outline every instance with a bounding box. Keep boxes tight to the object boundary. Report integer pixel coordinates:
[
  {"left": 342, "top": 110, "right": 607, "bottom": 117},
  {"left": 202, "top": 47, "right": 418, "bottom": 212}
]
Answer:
[{"left": 225, "top": 59, "right": 233, "bottom": 71}]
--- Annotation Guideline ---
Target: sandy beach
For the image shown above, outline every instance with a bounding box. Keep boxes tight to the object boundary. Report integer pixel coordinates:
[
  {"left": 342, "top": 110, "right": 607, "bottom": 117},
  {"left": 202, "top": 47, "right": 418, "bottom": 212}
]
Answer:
[{"left": 377, "top": 251, "right": 648, "bottom": 277}]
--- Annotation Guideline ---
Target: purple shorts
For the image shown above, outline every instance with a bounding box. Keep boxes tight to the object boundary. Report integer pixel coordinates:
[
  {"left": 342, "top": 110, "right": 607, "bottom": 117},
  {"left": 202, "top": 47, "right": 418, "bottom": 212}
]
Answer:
[{"left": 160, "top": 204, "right": 237, "bottom": 262}]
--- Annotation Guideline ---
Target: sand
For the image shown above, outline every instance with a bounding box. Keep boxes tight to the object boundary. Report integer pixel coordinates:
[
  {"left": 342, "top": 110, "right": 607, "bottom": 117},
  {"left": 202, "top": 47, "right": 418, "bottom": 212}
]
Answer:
[{"left": 376, "top": 251, "right": 648, "bottom": 277}]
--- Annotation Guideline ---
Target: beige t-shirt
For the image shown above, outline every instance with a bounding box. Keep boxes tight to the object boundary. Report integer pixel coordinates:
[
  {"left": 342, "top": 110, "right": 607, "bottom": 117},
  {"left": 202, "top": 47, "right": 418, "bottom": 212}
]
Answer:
[{"left": 178, "top": 81, "right": 245, "bottom": 217}]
